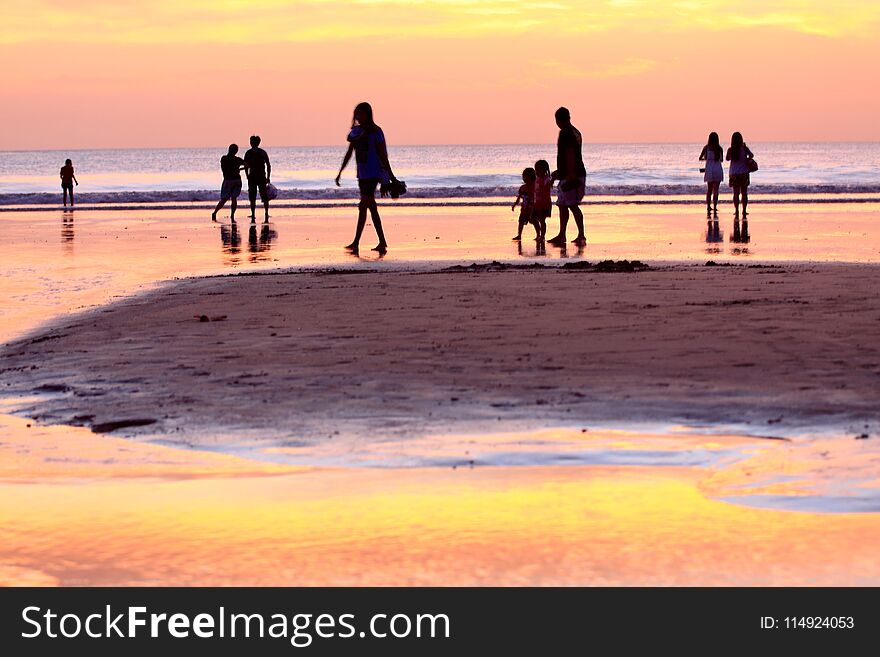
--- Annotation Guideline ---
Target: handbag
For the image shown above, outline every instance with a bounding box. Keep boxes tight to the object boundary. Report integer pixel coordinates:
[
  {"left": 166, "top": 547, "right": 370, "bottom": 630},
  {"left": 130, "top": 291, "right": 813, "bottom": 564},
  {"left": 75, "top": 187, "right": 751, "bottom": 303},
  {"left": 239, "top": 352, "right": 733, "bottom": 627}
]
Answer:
[
  {"left": 266, "top": 182, "right": 279, "bottom": 200},
  {"left": 380, "top": 179, "right": 407, "bottom": 199},
  {"left": 747, "top": 159, "right": 759, "bottom": 173}
]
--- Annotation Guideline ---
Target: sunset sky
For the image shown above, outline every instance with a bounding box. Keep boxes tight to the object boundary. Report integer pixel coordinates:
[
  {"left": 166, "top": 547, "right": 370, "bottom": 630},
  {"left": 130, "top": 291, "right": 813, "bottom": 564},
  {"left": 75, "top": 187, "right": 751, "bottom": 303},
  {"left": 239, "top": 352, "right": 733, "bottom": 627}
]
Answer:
[{"left": 2, "top": 0, "right": 879, "bottom": 148}]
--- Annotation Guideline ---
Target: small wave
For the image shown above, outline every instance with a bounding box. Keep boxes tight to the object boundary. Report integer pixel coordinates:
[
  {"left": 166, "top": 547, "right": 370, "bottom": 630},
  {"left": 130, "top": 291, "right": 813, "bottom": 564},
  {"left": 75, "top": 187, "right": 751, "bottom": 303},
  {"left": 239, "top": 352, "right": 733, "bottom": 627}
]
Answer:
[{"left": 2, "top": 183, "right": 880, "bottom": 207}]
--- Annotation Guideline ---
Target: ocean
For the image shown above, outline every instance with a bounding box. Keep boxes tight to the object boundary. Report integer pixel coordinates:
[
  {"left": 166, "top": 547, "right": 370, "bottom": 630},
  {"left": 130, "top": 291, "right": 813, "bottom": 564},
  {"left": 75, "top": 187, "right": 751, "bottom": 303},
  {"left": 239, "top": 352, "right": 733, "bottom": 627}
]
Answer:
[{"left": 2, "top": 142, "right": 879, "bottom": 206}]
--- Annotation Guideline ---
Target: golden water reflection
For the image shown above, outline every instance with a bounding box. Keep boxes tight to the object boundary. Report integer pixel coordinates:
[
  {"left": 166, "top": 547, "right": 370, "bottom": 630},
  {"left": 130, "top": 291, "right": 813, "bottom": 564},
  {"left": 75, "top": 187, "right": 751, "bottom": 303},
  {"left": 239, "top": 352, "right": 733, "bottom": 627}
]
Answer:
[{"left": 2, "top": 417, "right": 879, "bottom": 586}]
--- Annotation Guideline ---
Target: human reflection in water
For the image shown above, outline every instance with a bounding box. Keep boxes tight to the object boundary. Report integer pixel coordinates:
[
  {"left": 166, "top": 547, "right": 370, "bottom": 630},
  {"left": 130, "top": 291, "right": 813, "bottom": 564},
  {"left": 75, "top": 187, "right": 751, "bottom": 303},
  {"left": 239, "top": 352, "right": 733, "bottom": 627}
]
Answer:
[
  {"left": 517, "top": 240, "right": 549, "bottom": 258},
  {"left": 61, "top": 209, "right": 74, "bottom": 254},
  {"left": 220, "top": 222, "right": 242, "bottom": 265},
  {"left": 730, "top": 218, "right": 750, "bottom": 255},
  {"left": 540, "top": 240, "right": 584, "bottom": 259},
  {"left": 345, "top": 243, "right": 386, "bottom": 262},
  {"left": 515, "top": 240, "right": 547, "bottom": 258},
  {"left": 221, "top": 220, "right": 278, "bottom": 265},
  {"left": 248, "top": 222, "right": 278, "bottom": 261},
  {"left": 731, "top": 218, "right": 750, "bottom": 244},
  {"left": 704, "top": 219, "right": 723, "bottom": 254}
]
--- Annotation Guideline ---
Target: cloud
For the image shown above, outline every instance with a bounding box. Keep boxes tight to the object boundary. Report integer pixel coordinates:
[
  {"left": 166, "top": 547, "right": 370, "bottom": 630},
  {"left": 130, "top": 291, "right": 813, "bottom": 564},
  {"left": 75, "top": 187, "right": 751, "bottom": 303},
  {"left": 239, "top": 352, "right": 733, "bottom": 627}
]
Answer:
[
  {"left": 3, "top": 0, "right": 878, "bottom": 44},
  {"left": 541, "top": 57, "right": 659, "bottom": 79}
]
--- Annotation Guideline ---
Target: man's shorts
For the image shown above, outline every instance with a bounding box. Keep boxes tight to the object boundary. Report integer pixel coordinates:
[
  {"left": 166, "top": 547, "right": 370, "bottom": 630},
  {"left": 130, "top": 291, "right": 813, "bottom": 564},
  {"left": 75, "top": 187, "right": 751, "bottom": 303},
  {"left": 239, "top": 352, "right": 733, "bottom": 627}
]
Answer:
[
  {"left": 248, "top": 178, "right": 268, "bottom": 204},
  {"left": 556, "top": 177, "right": 586, "bottom": 207},
  {"left": 220, "top": 179, "right": 242, "bottom": 202}
]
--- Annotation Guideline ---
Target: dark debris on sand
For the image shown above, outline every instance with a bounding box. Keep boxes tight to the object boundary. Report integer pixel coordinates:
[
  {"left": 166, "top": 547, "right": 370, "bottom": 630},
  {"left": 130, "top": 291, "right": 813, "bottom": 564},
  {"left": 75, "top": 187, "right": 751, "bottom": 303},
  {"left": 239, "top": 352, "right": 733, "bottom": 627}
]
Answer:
[
  {"left": 34, "top": 383, "right": 71, "bottom": 393},
  {"left": 313, "top": 269, "right": 376, "bottom": 276},
  {"left": 90, "top": 418, "right": 158, "bottom": 434},
  {"left": 442, "top": 261, "right": 548, "bottom": 273},
  {"left": 443, "top": 260, "right": 650, "bottom": 274},
  {"left": 705, "top": 261, "right": 782, "bottom": 269},
  {"left": 562, "top": 260, "right": 650, "bottom": 273},
  {"left": 211, "top": 268, "right": 377, "bottom": 279}
]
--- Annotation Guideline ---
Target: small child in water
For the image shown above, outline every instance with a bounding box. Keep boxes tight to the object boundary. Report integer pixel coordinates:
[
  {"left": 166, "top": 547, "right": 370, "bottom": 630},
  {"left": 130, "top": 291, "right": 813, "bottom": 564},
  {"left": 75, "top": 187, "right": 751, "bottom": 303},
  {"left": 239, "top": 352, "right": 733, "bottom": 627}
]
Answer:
[
  {"left": 60, "top": 158, "right": 78, "bottom": 207},
  {"left": 511, "top": 167, "right": 538, "bottom": 241},
  {"left": 532, "top": 160, "right": 552, "bottom": 241}
]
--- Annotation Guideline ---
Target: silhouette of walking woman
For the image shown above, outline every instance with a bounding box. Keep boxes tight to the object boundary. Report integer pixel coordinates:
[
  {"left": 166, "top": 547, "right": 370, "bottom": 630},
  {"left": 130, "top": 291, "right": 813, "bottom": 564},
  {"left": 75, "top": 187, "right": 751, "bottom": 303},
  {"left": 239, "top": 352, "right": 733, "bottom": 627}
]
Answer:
[
  {"left": 335, "top": 102, "right": 398, "bottom": 254},
  {"left": 212, "top": 144, "right": 245, "bottom": 222}
]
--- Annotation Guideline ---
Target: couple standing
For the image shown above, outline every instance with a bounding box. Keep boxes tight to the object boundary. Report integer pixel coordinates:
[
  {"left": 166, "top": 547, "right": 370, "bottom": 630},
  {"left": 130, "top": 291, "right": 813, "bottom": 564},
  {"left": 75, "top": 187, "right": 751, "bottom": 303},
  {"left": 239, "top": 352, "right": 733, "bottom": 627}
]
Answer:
[{"left": 212, "top": 135, "right": 272, "bottom": 223}]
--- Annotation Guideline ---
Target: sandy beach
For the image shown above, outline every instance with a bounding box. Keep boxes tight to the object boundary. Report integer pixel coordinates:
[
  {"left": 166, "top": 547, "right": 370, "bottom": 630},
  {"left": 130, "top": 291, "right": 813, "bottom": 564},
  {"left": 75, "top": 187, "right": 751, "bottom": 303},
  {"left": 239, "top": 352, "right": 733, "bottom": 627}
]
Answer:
[
  {"left": 1, "top": 409, "right": 879, "bottom": 586},
  {"left": 2, "top": 201, "right": 879, "bottom": 341},
  {"left": 4, "top": 262, "right": 879, "bottom": 446},
  {"left": 2, "top": 204, "right": 880, "bottom": 586}
]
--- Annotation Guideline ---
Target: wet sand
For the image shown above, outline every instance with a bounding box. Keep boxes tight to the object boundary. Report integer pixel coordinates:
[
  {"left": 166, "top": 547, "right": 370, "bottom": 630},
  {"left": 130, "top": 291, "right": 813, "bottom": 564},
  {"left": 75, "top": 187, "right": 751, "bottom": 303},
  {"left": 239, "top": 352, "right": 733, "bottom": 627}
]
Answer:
[
  {"left": 2, "top": 415, "right": 880, "bottom": 586},
  {"left": 4, "top": 263, "right": 879, "bottom": 450},
  {"left": 2, "top": 202, "right": 879, "bottom": 343},
  {"left": 3, "top": 203, "right": 880, "bottom": 586}
]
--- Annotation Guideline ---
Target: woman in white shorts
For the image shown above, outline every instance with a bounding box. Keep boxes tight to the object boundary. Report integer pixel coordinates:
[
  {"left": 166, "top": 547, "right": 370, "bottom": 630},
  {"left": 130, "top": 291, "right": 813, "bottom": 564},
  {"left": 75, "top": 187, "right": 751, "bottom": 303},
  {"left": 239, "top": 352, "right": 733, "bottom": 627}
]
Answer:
[
  {"left": 726, "top": 132, "right": 755, "bottom": 218},
  {"left": 699, "top": 132, "right": 724, "bottom": 219}
]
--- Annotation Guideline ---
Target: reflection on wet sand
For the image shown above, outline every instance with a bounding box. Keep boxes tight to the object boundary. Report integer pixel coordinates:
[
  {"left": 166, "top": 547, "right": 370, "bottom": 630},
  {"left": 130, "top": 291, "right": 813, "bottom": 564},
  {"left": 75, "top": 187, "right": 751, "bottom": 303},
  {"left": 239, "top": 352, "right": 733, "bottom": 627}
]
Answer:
[
  {"left": 3, "top": 203, "right": 879, "bottom": 344},
  {"left": 346, "top": 249, "right": 386, "bottom": 262},
  {"left": 249, "top": 221, "right": 278, "bottom": 259},
  {"left": 221, "top": 221, "right": 278, "bottom": 266},
  {"left": 4, "top": 459, "right": 880, "bottom": 586},
  {"left": 61, "top": 210, "right": 74, "bottom": 254},
  {"left": 2, "top": 204, "right": 879, "bottom": 586},
  {"left": 520, "top": 240, "right": 583, "bottom": 258},
  {"left": 704, "top": 220, "right": 723, "bottom": 254},
  {"left": 220, "top": 222, "right": 241, "bottom": 259},
  {"left": 731, "top": 218, "right": 751, "bottom": 255},
  {"left": 704, "top": 218, "right": 752, "bottom": 256},
  {"left": 2, "top": 416, "right": 879, "bottom": 586}
]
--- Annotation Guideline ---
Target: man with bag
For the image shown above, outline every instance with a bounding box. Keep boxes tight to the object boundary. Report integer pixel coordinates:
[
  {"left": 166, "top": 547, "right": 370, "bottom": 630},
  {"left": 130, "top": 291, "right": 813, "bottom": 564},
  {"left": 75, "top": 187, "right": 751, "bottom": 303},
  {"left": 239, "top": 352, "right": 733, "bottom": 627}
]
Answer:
[
  {"left": 548, "top": 107, "right": 587, "bottom": 246},
  {"left": 244, "top": 135, "right": 272, "bottom": 222}
]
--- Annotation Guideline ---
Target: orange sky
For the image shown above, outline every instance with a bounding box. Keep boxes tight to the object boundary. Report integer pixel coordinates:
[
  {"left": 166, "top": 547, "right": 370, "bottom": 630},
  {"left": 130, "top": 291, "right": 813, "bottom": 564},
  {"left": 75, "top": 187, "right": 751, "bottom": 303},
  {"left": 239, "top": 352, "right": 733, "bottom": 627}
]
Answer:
[{"left": 1, "top": 1, "right": 879, "bottom": 148}]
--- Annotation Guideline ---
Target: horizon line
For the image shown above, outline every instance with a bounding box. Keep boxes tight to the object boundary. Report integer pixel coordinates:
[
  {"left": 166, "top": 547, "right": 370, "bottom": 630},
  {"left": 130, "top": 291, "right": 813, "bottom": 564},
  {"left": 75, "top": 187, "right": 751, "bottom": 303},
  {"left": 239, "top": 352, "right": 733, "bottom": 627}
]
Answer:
[{"left": 4, "top": 139, "right": 880, "bottom": 154}]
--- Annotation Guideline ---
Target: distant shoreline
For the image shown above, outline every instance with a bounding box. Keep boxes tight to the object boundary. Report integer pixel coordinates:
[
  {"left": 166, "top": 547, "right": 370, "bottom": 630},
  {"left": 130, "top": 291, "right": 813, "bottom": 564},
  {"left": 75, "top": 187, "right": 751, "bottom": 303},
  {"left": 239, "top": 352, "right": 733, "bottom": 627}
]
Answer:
[{"left": 4, "top": 143, "right": 879, "bottom": 203}]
